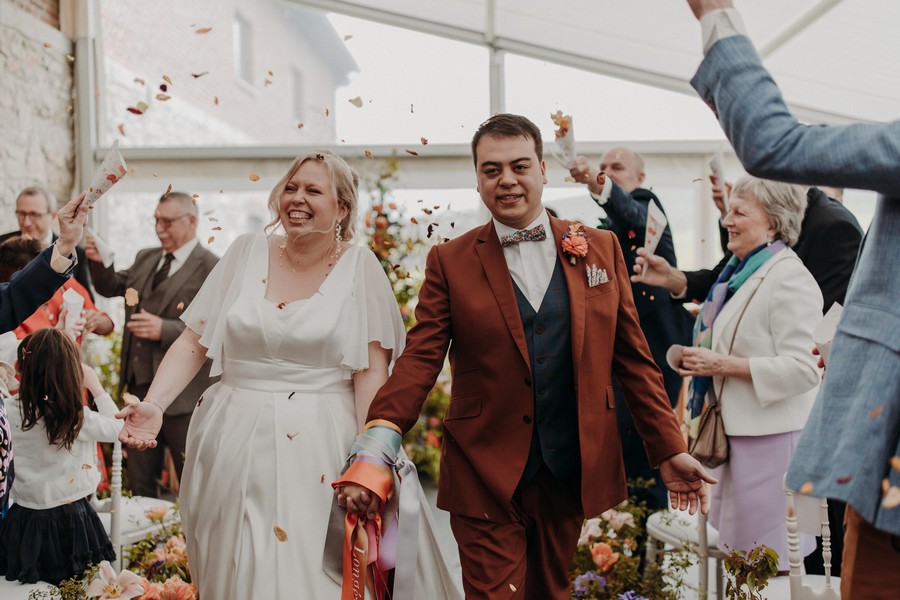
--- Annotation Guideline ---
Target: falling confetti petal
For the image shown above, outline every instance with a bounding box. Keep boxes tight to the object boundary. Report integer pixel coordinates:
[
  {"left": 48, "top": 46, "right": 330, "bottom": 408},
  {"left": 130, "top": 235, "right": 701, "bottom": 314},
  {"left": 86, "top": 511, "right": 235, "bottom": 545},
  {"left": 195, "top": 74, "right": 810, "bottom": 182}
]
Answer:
[
  {"left": 43, "top": 42, "right": 51, "bottom": 49},
  {"left": 191, "top": 71, "right": 209, "bottom": 78},
  {"left": 364, "top": 150, "right": 374, "bottom": 159},
  {"left": 134, "top": 77, "right": 146, "bottom": 85},
  {"left": 799, "top": 481, "right": 814, "bottom": 495},
  {"left": 405, "top": 149, "right": 419, "bottom": 156},
  {"left": 287, "top": 432, "right": 298, "bottom": 441},
  {"left": 297, "top": 123, "right": 304, "bottom": 129},
  {"left": 420, "top": 137, "right": 428, "bottom": 145},
  {"left": 264, "top": 79, "right": 272, "bottom": 86},
  {"left": 343, "top": 34, "right": 353, "bottom": 41},
  {"left": 410, "top": 103, "right": 414, "bottom": 113},
  {"left": 66, "top": 54, "right": 75, "bottom": 63},
  {"left": 273, "top": 526, "right": 288, "bottom": 541},
  {"left": 82, "top": 464, "right": 92, "bottom": 470},
  {"left": 159, "top": 84, "right": 168, "bottom": 92},
  {"left": 125, "top": 288, "right": 139, "bottom": 306},
  {"left": 870, "top": 405, "right": 884, "bottom": 419},
  {"left": 162, "top": 184, "right": 173, "bottom": 199},
  {"left": 883, "top": 487, "right": 900, "bottom": 509},
  {"left": 891, "top": 456, "right": 900, "bottom": 471},
  {"left": 208, "top": 236, "right": 215, "bottom": 244},
  {"left": 325, "top": 108, "right": 330, "bottom": 117},
  {"left": 348, "top": 96, "right": 363, "bottom": 108},
  {"left": 214, "top": 96, "right": 220, "bottom": 105},
  {"left": 249, "top": 174, "right": 260, "bottom": 181},
  {"left": 156, "top": 93, "right": 171, "bottom": 101},
  {"left": 195, "top": 27, "right": 212, "bottom": 34},
  {"left": 509, "top": 584, "right": 517, "bottom": 592},
  {"left": 836, "top": 475, "right": 852, "bottom": 484},
  {"left": 127, "top": 101, "right": 149, "bottom": 115},
  {"left": 176, "top": 302, "right": 185, "bottom": 311},
  {"left": 321, "top": 474, "right": 325, "bottom": 483},
  {"left": 212, "top": 226, "right": 222, "bottom": 231},
  {"left": 162, "top": 75, "right": 172, "bottom": 85},
  {"left": 117, "top": 123, "right": 126, "bottom": 136}
]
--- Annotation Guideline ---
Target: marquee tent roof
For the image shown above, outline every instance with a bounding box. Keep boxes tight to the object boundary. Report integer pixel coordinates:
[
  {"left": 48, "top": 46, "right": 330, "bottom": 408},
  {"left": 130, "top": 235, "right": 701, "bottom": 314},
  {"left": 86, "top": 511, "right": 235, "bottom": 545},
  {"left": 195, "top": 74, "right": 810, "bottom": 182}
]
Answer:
[{"left": 293, "top": 0, "right": 898, "bottom": 125}]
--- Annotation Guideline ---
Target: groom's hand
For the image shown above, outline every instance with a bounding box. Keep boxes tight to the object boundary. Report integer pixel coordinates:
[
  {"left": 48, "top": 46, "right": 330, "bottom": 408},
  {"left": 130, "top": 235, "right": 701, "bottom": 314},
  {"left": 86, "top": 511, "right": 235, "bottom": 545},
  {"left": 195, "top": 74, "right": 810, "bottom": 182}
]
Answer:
[
  {"left": 659, "top": 452, "right": 718, "bottom": 514},
  {"left": 336, "top": 484, "right": 381, "bottom": 520}
]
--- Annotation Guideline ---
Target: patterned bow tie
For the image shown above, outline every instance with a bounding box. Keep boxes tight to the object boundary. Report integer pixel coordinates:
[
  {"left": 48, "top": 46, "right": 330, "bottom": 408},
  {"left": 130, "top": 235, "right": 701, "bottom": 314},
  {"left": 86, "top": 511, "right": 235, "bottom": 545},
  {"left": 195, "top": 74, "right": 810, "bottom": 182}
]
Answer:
[{"left": 500, "top": 224, "right": 547, "bottom": 247}]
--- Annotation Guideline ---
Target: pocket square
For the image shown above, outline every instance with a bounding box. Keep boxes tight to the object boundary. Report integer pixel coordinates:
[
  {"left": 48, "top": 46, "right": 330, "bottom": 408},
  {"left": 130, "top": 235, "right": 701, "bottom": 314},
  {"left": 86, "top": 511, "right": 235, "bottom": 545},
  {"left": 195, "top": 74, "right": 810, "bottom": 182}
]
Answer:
[{"left": 586, "top": 264, "right": 609, "bottom": 287}]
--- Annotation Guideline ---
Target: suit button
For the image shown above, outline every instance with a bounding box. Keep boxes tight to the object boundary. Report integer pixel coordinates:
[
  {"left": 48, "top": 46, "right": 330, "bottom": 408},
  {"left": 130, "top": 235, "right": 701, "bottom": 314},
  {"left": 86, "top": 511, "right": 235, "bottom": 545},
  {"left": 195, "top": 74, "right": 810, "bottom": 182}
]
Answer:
[
  {"left": 524, "top": 378, "right": 531, "bottom": 386},
  {"left": 536, "top": 355, "right": 545, "bottom": 364},
  {"left": 522, "top": 415, "right": 532, "bottom": 424},
  {"left": 535, "top": 326, "right": 546, "bottom": 334}
]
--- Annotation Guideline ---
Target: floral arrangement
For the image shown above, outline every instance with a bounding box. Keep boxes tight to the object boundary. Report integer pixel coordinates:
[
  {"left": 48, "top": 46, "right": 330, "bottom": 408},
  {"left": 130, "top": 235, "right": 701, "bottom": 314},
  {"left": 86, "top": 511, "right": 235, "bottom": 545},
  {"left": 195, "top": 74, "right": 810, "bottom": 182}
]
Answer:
[
  {"left": 28, "top": 507, "right": 195, "bottom": 600},
  {"left": 561, "top": 223, "right": 589, "bottom": 265},
  {"left": 569, "top": 497, "right": 691, "bottom": 600}
]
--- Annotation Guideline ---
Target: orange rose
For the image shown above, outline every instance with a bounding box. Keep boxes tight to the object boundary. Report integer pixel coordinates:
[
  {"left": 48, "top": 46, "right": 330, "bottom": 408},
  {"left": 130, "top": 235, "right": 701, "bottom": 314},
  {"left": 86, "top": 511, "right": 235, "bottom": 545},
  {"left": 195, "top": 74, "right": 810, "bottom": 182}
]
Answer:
[
  {"left": 139, "top": 579, "right": 163, "bottom": 600},
  {"left": 159, "top": 577, "right": 196, "bottom": 600},
  {"left": 561, "top": 235, "right": 588, "bottom": 257},
  {"left": 590, "top": 542, "right": 619, "bottom": 572}
]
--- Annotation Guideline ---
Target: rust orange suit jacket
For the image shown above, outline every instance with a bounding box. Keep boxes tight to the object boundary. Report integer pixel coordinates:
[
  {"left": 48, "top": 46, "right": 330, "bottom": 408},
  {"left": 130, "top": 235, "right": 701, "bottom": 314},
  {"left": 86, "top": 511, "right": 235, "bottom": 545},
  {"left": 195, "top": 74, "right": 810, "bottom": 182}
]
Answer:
[{"left": 368, "top": 215, "right": 686, "bottom": 522}]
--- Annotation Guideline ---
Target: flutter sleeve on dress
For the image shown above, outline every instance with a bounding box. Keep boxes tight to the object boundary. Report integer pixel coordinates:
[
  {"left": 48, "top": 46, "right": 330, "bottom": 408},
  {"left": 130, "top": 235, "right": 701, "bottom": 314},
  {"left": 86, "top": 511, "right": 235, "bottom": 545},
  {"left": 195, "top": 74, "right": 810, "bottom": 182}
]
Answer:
[
  {"left": 181, "top": 233, "right": 257, "bottom": 377},
  {"left": 339, "top": 248, "right": 406, "bottom": 375}
]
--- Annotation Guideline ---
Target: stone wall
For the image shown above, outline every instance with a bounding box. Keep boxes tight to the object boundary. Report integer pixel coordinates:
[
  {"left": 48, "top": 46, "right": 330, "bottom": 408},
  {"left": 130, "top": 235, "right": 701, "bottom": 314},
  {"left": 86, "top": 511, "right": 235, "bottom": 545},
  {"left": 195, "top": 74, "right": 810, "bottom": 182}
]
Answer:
[{"left": 0, "top": 0, "right": 73, "bottom": 231}]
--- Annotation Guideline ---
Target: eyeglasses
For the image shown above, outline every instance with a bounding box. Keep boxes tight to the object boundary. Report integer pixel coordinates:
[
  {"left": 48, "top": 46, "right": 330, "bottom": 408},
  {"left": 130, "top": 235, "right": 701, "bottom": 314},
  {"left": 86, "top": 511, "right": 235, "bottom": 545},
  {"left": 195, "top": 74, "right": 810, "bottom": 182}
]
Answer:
[
  {"left": 154, "top": 214, "right": 190, "bottom": 228},
  {"left": 15, "top": 211, "right": 48, "bottom": 221}
]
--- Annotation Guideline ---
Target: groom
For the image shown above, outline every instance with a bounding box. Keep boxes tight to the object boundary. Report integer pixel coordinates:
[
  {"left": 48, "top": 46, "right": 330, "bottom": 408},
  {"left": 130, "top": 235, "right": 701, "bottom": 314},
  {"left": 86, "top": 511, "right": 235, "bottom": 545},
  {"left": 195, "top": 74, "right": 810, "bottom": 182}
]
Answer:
[{"left": 337, "top": 114, "right": 714, "bottom": 599}]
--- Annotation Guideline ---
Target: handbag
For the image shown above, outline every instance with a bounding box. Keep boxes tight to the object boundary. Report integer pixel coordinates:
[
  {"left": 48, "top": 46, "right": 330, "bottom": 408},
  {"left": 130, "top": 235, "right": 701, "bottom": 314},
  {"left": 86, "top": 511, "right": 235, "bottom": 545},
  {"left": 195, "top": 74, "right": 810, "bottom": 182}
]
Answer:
[
  {"left": 688, "top": 281, "right": 761, "bottom": 469},
  {"left": 689, "top": 388, "right": 728, "bottom": 468}
]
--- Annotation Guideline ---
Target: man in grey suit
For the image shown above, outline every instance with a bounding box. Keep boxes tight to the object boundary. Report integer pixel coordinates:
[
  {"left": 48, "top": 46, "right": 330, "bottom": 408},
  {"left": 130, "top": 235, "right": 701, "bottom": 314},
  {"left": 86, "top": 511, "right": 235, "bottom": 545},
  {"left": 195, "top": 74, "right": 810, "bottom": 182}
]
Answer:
[
  {"left": 685, "top": 1, "right": 900, "bottom": 596},
  {"left": 85, "top": 191, "right": 218, "bottom": 496}
]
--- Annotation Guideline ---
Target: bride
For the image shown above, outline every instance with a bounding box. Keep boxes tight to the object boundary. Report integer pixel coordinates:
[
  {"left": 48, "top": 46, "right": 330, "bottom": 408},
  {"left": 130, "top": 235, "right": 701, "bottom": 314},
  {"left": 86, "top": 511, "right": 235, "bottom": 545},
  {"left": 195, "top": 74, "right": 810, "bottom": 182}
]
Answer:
[{"left": 117, "top": 150, "right": 461, "bottom": 599}]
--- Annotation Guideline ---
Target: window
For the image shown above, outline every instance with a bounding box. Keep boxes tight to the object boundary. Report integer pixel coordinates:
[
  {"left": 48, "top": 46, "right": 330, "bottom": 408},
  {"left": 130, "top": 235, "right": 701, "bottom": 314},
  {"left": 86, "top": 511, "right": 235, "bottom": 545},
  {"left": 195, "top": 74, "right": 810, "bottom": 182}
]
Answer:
[{"left": 233, "top": 13, "right": 253, "bottom": 86}]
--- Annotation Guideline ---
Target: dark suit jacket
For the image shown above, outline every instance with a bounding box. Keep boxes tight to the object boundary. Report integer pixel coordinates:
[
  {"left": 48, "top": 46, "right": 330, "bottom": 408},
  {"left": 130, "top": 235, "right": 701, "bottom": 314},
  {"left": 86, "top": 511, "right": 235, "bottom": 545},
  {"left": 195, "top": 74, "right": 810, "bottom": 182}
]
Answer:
[
  {"left": 90, "top": 242, "right": 219, "bottom": 415},
  {"left": 0, "top": 230, "right": 93, "bottom": 301},
  {"left": 366, "top": 215, "right": 686, "bottom": 521},
  {"left": 684, "top": 187, "right": 863, "bottom": 312},
  {"left": 0, "top": 246, "right": 69, "bottom": 333}
]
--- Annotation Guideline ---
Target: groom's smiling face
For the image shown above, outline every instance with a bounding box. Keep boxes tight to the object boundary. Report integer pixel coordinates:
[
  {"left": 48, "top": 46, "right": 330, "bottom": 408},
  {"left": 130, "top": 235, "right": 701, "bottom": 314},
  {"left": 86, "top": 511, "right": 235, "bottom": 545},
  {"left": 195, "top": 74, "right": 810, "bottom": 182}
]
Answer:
[{"left": 475, "top": 134, "right": 547, "bottom": 230}]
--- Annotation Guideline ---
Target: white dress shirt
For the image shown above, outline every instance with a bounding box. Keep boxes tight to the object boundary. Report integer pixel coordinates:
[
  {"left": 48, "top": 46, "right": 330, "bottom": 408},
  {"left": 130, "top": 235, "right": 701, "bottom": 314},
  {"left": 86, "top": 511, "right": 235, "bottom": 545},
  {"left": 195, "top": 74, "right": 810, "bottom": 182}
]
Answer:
[
  {"left": 700, "top": 8, "right": 747, "bottom": 54},
  {"left": 156, "top": 237, "right": 199, "bottom": 278},
  {"left": 493, "top": 211, "right": 557, "bottom": 312}
]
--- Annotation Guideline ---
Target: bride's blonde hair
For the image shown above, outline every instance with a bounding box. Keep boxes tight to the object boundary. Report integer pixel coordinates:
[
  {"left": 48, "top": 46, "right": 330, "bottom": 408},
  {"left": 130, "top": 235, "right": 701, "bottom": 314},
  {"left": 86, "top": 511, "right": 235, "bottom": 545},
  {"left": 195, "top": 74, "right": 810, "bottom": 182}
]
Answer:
[{"left": 265, "top": 150, "right": 359, "bottom": 240}]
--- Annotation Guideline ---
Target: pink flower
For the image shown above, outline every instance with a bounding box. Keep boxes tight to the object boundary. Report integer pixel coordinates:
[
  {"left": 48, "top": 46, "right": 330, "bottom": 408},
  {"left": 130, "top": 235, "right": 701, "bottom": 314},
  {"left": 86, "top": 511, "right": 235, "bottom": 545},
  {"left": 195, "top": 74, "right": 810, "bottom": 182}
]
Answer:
[
  {"left": 578, "top": 517, "right": 604, "bottom": 546},
  {"left": 138, "top": 579, "right": 163, "bottom": 600},
  {"left": 164, "top": 535, "right": 188, "bottom": 564},
  {"left": 85, "top": 561, "right": 145, "bottom": 599},
  {"left": 600, "top": 508, "right": 636, "bottom": 532},
  {"left": 590, "top": 542, "right": 620, "bottom": 572},
  {"left": 159, "top": 577, "right": 197, "bottom": 600}
]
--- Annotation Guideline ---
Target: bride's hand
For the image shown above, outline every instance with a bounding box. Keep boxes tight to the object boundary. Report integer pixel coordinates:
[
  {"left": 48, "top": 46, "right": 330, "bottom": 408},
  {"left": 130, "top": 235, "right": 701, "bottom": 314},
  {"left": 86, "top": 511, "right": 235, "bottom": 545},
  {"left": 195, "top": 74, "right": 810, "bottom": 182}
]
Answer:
[
  {"left": 116, "top": 396, "right": 163, "bottom": 450},
  {"left": 336, "top": 484, "right": 381, "bottom": 520}
]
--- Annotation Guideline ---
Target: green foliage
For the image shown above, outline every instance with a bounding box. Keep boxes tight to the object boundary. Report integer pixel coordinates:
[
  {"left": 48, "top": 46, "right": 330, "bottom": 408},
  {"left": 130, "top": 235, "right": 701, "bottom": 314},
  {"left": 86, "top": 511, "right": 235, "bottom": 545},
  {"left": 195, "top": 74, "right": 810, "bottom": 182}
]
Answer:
[
  {"left": 81, "top": 328, "right": 122, "bottom": 400},
  {"left": 723, "top": 545, "right": 780, "bottom": 600}
]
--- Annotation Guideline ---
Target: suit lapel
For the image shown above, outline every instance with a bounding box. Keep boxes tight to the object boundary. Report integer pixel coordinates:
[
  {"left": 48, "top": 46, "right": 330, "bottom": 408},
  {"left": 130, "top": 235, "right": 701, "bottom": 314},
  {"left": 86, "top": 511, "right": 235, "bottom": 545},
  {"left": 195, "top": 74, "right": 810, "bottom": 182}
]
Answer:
[
  {"left": 158, "top": 244, "right": 204, "bottom": 310},
  {"left": 137, "top": 250, "right": 163, "bottom": 299},
  {"left": 551, "top": 218, "right": 586, "bottom": 372},
  {"left": 473, "top": 222, "right": 531, "bottom": 371}
]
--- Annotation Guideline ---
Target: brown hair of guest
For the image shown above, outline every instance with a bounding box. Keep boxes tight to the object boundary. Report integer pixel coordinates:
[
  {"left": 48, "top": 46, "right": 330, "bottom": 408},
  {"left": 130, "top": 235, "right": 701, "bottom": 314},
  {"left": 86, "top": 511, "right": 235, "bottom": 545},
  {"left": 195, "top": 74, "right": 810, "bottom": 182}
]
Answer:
[
  {"left": 16, "top": 328, "right": 85, "bottom": 450},
  {"left": 0, "top": 236, "right": 42, "bottom": 282}
]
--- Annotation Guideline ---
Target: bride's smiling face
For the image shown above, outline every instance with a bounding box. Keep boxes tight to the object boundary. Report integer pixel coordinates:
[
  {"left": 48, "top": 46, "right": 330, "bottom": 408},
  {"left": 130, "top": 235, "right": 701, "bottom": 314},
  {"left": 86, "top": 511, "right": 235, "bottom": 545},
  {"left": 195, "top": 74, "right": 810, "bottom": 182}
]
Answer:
[{"left": 279, "top": 160, "right": 346, "bottom": 238}]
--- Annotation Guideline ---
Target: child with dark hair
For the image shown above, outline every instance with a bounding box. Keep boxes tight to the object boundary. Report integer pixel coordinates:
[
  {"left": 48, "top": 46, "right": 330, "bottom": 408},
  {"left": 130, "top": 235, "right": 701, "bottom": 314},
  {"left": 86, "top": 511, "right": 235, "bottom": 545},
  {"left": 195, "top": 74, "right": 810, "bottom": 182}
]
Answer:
[{"left": 0, "top": 328, "right": 121, "bottom": 584}]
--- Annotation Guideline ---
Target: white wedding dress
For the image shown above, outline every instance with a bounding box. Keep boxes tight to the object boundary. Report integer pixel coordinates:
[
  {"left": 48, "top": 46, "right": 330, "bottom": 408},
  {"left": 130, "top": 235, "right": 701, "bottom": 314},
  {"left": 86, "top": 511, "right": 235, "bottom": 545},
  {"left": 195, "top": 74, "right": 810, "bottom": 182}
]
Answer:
[{"left": 178, "top": 233, "right": 461, "bottom": 599}]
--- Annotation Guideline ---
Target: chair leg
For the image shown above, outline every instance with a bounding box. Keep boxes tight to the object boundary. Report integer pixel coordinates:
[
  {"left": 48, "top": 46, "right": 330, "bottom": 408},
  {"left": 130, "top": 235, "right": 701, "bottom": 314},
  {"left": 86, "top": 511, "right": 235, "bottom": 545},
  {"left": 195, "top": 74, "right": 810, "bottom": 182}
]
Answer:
[
  {"left": 645, "top": 536, "right": 660, "bottom": 565},
  {"left": 715, "top": 557, "right": 723, "bottom": 599}
]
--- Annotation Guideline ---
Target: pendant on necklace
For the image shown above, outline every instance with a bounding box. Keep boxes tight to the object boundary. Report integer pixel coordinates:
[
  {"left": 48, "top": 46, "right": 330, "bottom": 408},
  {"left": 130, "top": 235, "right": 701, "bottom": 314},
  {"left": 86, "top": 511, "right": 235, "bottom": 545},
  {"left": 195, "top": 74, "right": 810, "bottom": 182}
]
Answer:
[{"left": 277, "top": 301, "right": 288, "bottom": 309}]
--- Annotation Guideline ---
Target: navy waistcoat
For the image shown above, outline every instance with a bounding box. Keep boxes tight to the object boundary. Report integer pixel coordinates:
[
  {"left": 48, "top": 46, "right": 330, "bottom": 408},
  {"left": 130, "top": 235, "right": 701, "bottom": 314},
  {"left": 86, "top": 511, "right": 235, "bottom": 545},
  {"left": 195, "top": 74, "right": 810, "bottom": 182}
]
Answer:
[{"left": 513, "top": 259, "right": 581, "bottom": 486}]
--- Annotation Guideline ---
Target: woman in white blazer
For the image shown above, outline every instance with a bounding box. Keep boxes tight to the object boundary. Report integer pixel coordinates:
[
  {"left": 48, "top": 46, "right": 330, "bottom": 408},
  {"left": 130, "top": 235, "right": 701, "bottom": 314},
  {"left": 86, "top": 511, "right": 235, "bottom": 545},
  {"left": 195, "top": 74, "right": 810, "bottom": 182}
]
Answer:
[{"left": 678, "top": 176, "right": 822, "bottom": 570}]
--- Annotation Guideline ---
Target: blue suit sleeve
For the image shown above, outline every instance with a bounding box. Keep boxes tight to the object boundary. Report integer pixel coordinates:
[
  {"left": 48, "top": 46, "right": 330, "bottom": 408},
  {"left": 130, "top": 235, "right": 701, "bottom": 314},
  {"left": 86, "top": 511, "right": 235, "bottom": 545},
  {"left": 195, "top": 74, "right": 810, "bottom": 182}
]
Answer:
[{"left": 0, "top": 246, "right": 69, "bottom": 333}]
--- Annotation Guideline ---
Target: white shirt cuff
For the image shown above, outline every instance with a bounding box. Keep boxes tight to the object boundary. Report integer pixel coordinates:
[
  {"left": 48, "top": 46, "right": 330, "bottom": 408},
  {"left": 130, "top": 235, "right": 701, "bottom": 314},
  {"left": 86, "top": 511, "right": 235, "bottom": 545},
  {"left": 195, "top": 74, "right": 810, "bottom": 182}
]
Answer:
[
  {"left": 589, "top": 176, "right": 613, "bottom": 205},
  {"left": 50, "top": 244, "right": 77, "bottom": 274},
  {"left": 700, "top": 8, "right": 748, "bottom": 54},
  {"left": 670, "top": 287, "right": 689, "bottom": 301}
]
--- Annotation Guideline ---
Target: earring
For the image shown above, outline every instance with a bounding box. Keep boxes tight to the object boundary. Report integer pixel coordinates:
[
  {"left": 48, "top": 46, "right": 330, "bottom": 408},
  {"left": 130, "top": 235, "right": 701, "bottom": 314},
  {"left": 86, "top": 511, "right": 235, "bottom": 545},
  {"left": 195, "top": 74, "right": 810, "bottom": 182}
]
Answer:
[{"left": 335, "top": 222, "right": 343, "bottom": 243}]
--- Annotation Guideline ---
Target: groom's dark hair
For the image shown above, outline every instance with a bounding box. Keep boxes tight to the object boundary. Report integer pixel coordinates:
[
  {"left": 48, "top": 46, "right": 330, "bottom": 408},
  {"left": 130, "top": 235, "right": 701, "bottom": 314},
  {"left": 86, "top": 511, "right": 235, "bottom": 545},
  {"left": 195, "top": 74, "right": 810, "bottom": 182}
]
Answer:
[{"left": 471, "top": 113, "right": 543, "bottom": 165}]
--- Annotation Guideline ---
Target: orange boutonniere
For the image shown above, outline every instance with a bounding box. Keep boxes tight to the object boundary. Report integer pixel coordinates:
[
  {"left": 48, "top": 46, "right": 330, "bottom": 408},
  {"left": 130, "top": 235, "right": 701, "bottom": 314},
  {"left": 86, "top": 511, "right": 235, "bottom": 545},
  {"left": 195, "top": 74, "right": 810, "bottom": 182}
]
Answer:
[{"left": 561, "top": 223, "right": 589, "bottom": 265}]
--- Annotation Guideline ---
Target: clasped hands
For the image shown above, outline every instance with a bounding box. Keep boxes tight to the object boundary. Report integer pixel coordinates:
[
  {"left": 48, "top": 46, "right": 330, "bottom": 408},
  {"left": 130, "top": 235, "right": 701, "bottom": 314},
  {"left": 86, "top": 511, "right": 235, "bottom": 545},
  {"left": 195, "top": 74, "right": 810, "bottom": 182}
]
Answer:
[{"left": 116, "top": 394, "right": 164, "bottom": 450}]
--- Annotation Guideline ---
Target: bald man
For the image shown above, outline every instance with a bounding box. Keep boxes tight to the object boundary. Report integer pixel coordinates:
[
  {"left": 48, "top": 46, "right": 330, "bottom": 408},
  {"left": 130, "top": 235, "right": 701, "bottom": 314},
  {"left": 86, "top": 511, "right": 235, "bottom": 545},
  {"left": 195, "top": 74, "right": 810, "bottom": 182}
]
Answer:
[{"left": 570, "top": 148, "right": 694, "bottom": 510}]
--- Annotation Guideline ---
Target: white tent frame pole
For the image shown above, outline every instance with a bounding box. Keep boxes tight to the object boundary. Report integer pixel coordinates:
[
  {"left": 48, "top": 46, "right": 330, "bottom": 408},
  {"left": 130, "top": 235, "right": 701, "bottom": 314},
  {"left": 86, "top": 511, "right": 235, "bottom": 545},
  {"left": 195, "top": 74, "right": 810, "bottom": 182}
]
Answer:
[
  {"left": 758, "top": 0, "right": 846, "bottom": 58},
  {"left": 68, "top": 0, "right": 99, "bottom": 195},
  {"left": 288, "top": 0, "right": 861, "bottom": 124},
  {"left": 487, "top": 0, "right": 505, "bottom": 115}
]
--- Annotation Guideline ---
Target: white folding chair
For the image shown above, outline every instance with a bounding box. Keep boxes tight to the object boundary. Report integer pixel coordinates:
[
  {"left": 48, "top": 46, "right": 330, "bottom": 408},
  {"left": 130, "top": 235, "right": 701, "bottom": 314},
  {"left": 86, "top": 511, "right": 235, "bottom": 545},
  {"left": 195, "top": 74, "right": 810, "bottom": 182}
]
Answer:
[
  {"left": 765, "top": 486, "right": 841, "bottom": 599},
  {"left": 94, "top": 440, "right": 179, "bottom": 570},
  {"left": 645, "top": 508, "right": 725, "bottom": 598}
]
